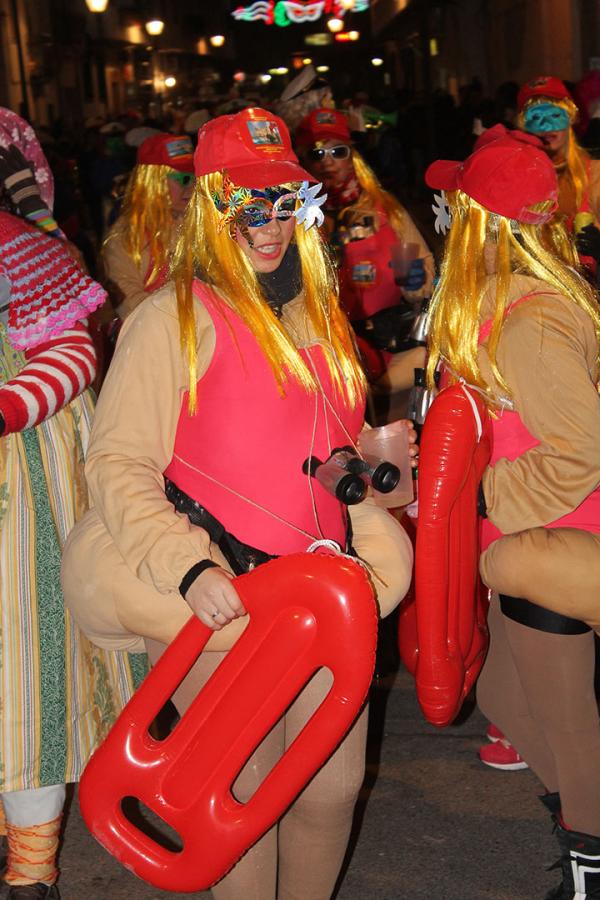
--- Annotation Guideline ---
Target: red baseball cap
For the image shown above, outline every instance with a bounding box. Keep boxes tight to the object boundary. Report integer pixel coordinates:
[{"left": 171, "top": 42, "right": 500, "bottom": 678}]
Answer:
[
  {"left": 295, "top": 108, "right": 352, "bottom": 149},
  {"left": 472, "top": 122, "right": 545, "bottom": 152},
  {"left": 137, "top": 134, "right": 195, "bottom": 173},
  {"left": 517, "top": 75, "right": 573, "bottom": 111},
  {"left": 194, "top": 107, "right": 315, "bottom": 189},
  {"left": 425, "top": 128, "right": 558, "bottom": 225}
]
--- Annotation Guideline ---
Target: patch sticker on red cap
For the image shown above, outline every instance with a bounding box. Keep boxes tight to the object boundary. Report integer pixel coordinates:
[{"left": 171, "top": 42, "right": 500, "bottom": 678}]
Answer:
[
  {"left": 246, "top": 119, "right": 284, "bottom": 148},
  {"left": 351, "top": 261, "right": 378, "bottom": 285},
  {"left": 166, "top": 137, "right": 193, "bottom": 159},
  {"left": 315, "top": 111, "right": 338, "bottom": 125}
]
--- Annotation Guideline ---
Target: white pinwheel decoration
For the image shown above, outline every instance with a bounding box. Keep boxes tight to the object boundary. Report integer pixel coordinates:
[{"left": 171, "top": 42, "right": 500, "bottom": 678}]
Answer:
[
  {"left": 295, "top": 181, "right": 327, "bottom": 230},
  {"left": 432, "top": 191, "right": 452, "bottom": 235}
]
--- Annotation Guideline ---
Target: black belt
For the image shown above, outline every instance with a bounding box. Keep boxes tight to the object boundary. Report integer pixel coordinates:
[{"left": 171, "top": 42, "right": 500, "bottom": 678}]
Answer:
[
  {"left": 165, "top": 478, "right": 277, "bottom": 576},
  {"left": 165, "top": 478, "right": 355, "bottom": 577},
  {"left": 352, "top": 303, "right": 420, "bottom": 354},
  {"left": 500, "top": 594, "right": 591, "bottom": 635}
]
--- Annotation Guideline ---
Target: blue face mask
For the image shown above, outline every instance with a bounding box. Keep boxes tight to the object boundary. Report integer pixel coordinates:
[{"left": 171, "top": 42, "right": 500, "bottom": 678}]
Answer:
[{"left": 524, "top": 103, "right": 570, "bottom": 134}]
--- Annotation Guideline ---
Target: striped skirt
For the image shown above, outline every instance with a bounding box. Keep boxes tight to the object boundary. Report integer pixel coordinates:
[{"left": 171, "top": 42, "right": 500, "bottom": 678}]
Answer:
[{"left": 0, "top": 329, "right": 146, "bottom": 792}]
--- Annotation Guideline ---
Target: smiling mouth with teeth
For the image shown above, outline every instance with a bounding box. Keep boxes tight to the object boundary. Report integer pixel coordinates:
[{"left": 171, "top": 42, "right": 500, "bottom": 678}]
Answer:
[{"left": 255, "top": 244, "right": 282, "bottom": 255}]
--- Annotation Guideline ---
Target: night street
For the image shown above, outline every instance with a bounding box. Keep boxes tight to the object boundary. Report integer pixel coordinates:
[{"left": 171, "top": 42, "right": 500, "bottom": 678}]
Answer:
[{"left": 1, "top": 1, "right": 600, "bottom": 898}]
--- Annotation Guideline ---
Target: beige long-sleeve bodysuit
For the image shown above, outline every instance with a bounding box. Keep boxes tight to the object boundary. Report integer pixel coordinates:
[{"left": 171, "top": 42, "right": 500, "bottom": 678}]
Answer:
[
  {"left": 61, "top": 282, "right": 413, "bottom": 900},
  {"left": 102, "top": 220, "right": 176, "bottom": 321},
  {"left": 477, "top": 273, "right": 600, "bottom": 629},
  {"left": 474, "top": 272, "right": 600, "bottom": 838}
]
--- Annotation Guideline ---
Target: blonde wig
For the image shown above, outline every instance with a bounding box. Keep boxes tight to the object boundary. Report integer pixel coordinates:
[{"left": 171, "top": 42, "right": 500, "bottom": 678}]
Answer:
[
  {"left": 350, "top": 150, "right": 405, "bottom": 235},
  {"left": 518, "top": 97, "right": 589, "bottom": 212},
  {"left": 171, "top": 172, "right": 365, "bottom": 414},
  {"left": 427, "top": 189, "right": 600, "bottom": 404},
  {"left": 114, "top": 163, "right": 175, "bottom": 288}
]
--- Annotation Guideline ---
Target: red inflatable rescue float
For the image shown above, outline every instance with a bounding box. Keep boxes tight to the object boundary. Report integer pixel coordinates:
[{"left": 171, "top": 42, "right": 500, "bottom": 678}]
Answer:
[
  {"left": 79, "top": 552, "right": 377, "bottom": 892},
  {"left": 398, "top": 383, "right": 492, "bottom": 726}
]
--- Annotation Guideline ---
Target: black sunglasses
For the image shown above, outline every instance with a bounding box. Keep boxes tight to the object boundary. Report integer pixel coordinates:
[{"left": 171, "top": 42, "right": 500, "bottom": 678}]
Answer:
[{"left": 307, "top": 144, "right": 351, "bottom": 162}]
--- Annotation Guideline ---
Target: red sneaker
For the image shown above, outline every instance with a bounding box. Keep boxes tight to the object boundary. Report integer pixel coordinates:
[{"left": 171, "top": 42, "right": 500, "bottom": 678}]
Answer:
[
  {"left": 485, "top": 722, "right": 505, "bottom": 743},
  {"left": 479, "top": 739, "right": 529, "bottom": 770}
]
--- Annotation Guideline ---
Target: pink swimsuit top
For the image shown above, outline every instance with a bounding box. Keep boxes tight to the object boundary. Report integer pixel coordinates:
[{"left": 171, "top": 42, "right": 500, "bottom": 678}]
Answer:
[
  {"left": 479, "top": 291, "right": 600, "bottom": 550},
  {"left": 163, "top": 283, "right": 365, "bottom": 556}
]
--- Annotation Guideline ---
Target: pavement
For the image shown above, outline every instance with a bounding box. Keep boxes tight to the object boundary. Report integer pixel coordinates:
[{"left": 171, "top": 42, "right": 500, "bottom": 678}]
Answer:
[{"left": 34, "top": 641, "right": 559, "bottom": 900}]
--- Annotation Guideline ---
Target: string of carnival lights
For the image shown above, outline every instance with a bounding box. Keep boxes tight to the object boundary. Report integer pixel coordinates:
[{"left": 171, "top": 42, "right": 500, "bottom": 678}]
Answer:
[{"left": 231, "top": 0, "right": 369, "bottom": 26}]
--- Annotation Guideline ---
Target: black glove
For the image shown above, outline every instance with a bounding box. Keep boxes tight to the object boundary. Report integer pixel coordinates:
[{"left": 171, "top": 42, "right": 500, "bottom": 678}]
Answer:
[
  {"left": 0, "top": 145, "right": 47, "bottom": 218},
  {"left": 575, "top": 223, "right": 600, "bottom": 264}
]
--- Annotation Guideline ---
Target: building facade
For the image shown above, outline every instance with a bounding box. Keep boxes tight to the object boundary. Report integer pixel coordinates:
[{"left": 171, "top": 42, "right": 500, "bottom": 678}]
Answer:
[
  {"left": 370, "top": 0, "right": 600, "bottom": 98},
  {"left": 0, "top": 0, "right": 232, "bottom": 126}
]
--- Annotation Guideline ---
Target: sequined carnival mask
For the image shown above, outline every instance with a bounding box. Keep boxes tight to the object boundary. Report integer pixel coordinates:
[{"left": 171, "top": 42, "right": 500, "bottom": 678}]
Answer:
[{"left": 212, "top": 173, "right": 326, "bottom": 237}]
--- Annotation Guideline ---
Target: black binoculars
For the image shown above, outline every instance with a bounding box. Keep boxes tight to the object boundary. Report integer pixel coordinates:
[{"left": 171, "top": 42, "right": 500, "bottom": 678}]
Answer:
[{"left": 302, "top": 446, "right": 400, "bottom": 506}]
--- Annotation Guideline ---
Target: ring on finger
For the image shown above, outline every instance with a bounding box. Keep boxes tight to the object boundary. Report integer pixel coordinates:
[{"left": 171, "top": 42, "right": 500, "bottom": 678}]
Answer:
[{"left": 211, "top": 610, "right": 220, "bottom": 619}]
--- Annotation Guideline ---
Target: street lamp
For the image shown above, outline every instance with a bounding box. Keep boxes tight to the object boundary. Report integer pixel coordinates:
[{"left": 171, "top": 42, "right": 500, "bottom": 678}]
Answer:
[
  {"left": 327, "top": 17, "right": 344, "bottom": 33},
  {"left": 145, "top": 19, "right": 164, "bottom": 36},
  {"left": 144, "top": 18, "right": 165, "bottom": 117},
  {"left": 210, "top": 34, "right": 225, "bottom": 48},
  {"left": 164, "top": 76, "right": 176, "bottom": 88},
  {"left": 84, "top": 0, "right": 109, "bottom": 116}
]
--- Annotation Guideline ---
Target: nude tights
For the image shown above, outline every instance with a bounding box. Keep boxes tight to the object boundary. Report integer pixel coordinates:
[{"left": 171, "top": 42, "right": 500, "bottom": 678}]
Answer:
[
  {"left": 477, "top": 597, "right": 600, "bottom": 836},
  {"left": 145, "top": 640, "right": 369, "bottom": 900}
]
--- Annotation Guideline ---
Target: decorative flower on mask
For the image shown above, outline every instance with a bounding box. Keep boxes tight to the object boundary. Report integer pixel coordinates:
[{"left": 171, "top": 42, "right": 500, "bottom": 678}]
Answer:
[
  {"left": 295, "top": 181, "right": 327, "bottom": 230},
  {"left": 432, "top": 191, "right": 452, "bottom": 235}
]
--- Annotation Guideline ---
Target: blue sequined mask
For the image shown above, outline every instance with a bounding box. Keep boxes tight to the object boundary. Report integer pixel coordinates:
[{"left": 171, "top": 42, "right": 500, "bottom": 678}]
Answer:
[{"left": 236, "top": 187, "right": 299, "bottom": 230}]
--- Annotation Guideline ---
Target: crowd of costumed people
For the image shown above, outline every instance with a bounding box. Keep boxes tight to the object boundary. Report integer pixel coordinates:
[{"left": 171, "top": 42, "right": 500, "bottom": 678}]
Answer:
[{"left": 0, "top": 67, "right": 597, "bottom": 900}]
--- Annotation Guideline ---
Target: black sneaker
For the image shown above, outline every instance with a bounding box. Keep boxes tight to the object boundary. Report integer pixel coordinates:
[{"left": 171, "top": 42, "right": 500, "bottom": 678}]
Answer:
[{"left": 7, "top": 885, "right": 60, "bottom": 899}]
